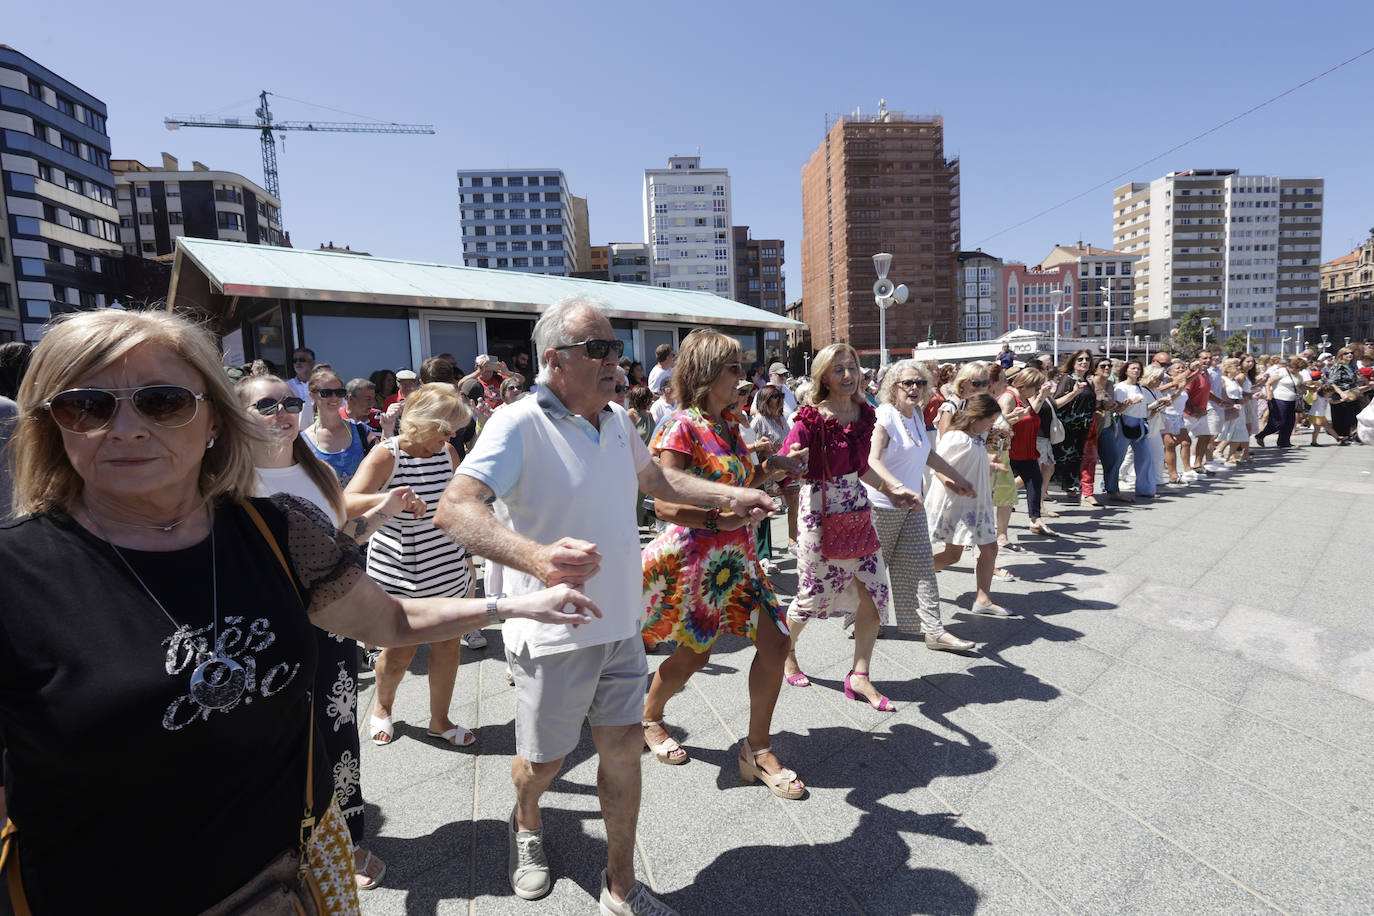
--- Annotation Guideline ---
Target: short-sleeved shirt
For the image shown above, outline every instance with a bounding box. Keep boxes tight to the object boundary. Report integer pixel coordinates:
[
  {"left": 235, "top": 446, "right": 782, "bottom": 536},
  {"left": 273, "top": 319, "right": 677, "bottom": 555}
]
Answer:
[
  {"left": 1267, "top": 366, "right": 1302, "bottom": 402},
  {"left": 457, "top": 386, "right": 652, "bottom": 658},
  {"left": 865, "top": 402, "right": 931, "bottom": 504},
  {"left": 1185, "top": 371, "right": 1212, "bottom": 416},
  {"left": 780, "top": 402, "right": 876, "bottom": 481}
]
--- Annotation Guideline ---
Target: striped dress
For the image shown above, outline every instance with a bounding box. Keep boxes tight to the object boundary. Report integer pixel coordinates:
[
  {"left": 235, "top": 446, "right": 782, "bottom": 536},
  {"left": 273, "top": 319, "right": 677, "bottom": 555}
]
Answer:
[{"left": 365, "top": 439, "right": 471, "bottom": 599}]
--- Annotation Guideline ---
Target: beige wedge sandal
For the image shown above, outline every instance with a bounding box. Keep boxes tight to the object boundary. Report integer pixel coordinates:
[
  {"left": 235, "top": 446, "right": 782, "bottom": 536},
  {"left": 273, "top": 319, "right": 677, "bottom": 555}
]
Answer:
[
  {"left": 642, "top": 719, "right": 688, "bottom": 765},
  {"left": 738, "top": 738, "right": 804, "bottom": 799}
]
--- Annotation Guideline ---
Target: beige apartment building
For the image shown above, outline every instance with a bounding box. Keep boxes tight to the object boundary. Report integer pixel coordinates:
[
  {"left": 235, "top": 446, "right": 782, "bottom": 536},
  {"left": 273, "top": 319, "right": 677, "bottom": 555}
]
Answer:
[
  {"left": 1039, "top": 242, "right": 1139, "bottom": 343},
  {"left": 1113, "top": 169, "right": 1323, "bottom": 353},
  {"left": 1319, "top": 231, "right": 1374, "bottom": 347},
  {"left": 800, "top": 101, "right": 960, "bottom": 355}
]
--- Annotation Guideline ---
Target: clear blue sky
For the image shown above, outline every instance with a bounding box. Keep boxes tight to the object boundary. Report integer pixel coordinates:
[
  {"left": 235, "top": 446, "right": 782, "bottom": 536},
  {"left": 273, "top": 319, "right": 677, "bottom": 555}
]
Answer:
[{"left": 8, "top": 1, "right": 1373, "bottom": 288}]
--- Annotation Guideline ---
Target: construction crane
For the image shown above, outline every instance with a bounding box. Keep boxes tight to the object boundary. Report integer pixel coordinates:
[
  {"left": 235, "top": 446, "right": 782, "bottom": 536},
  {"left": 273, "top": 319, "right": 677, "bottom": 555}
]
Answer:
[{"left": 165, "top": 90, "right": 434, "bottom": 218}]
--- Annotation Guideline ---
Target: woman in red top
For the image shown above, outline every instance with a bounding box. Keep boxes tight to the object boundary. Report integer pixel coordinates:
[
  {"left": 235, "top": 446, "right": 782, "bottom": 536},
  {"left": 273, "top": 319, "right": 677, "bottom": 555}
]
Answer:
[
  {"left": 778, "top": 344, "right": 920, "bottom": 712},
  {"left": 1002, "top": 368, "right": 1056, "bottom": 536}
]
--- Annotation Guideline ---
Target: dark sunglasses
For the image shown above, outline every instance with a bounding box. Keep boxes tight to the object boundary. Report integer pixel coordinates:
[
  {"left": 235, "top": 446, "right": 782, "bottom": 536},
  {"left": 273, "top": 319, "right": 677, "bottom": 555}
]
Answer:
[
  {"left": 251, "top": 396, "right": 305, "bottom": 416},
  {"left": 292, "top": 356, "right": 313, "bottom": 363},
  {"left": 313, "top": 387, "right": 347, "bottom": 398},
  {"left": 968, "top": 380, "right": 990, "bottom": 389},
  {"left": 614, "top": 384, "right": 627, "bottom": 394},
  {"left": 45, "top": 385, "right": 205, "bottom": 433},
  {"left": 555, "top": 338, "right": 624, "bottom": 360},
  {"left": 895, "top": 378, "right": 929, "bottom": 390}
]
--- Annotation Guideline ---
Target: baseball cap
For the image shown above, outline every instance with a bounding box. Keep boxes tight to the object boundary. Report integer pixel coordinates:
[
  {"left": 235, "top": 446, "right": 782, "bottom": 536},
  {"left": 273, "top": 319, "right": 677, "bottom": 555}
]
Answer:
[
  {"left": 735, "top": 379, "right": 753, "bottom": 392},
  {"left": 769, "top": 362, "right": 790, "bottom": 377},
  {"left": 395, "top": 369, "right": 418, "bottom": 381}
]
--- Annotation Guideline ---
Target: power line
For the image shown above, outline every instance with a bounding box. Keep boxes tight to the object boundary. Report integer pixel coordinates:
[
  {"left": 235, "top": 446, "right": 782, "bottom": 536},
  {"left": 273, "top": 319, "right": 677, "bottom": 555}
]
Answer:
[
  {"left": 267, "top": 91, "right": 395, "bottom": 125},
  {"left": 974, "top": 45, "right": 1374, "bottom": 248}
]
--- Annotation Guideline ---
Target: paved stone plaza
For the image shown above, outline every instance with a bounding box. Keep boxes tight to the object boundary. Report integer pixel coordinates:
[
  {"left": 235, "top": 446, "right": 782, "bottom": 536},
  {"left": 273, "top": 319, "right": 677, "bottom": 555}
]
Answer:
[{"left": 354, "top": 443, "right": 1374, "bottom": 915}]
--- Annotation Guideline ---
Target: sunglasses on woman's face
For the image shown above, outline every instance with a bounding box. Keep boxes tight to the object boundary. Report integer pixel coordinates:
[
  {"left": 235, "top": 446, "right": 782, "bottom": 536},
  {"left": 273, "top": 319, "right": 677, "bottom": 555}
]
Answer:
[
  {"left": 968, "top": 379, "right": 990, "bottom": 389},
  {"left": 251, "top": 396, "right": 305, "bottom": 416},
  {"left": 313, "top": 387, "right": 347, "bottom": 399},
  {"left": 44, "top": 385, "right": 206, "bottom": 433},
  {"left": 895, "top": 379, "right": 929, "bottom": 390}
]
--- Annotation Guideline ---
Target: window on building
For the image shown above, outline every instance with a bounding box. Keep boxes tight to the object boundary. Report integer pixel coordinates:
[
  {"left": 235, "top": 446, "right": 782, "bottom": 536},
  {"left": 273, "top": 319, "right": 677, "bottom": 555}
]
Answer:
[
  {"left": 548, "top": 255, "right": 564, "bottom": 266},
  {"left": 490, "top": 177, "right": 503, "bottom": 187},
  {"left": 469, "top": 177, "right": 483, "bottom": 187},
  {"left": 216, "top": 212, "right": 244, "bottom": 231},
  {"left": 543, "top": 176, "right": 559, "bottom": 186},
  {"left": 141, "top": 242, "right": 156, "bottom": 254},
  {"left": 119, "top": 216, "right": 133, "bottom": 228},
  {"left": 545, "top": 192, "right": 560, "bottom": 202},
  {"left": 138, "top": 213, "right": 154, "bottom": 225},
  {"left": 491, "top": 193, "right": 504, "bottom": 203},
  {"left": 508, "top": 177, "right": 523, "bottom": 187}
]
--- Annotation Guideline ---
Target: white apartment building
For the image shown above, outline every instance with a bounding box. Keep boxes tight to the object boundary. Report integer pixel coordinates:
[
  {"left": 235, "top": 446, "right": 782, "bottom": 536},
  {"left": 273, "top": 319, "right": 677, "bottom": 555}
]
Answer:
[
  {"left": 457, "top": 169, "right": 585, "bottom": 276},
  {"left": 642, "top": 155, "right": 733, "bottom": 297},
  {"left": 1113, "top": 169, "right": 1323, "bottom": 353},
  {"left": 957, "top": 250, "right": 1003, "bottom": 342}
]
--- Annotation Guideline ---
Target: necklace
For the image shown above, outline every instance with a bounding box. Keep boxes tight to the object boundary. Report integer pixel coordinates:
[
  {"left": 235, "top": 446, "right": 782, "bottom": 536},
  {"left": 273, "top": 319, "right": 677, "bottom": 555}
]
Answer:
[
  {"left": 85, "top": 507, "right": 246, "bottom": 710},
  {"left": 85, "top": 498, "right": 209, "bottom": 533}
]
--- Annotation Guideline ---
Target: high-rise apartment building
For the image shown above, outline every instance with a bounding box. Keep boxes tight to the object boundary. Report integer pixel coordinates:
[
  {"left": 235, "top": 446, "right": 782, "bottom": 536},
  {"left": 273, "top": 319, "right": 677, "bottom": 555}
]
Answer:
[
  {"left": 457, "top": 169, "right": 583, "bottom": 275},
  {"left": 0, "top": 46, "right": 121, "bottom": 342},
  {"left": 957, "top": 250, "right": 1003, "bottom": 342},
  {"left": 112, "top": 154, "right": 285, "bottom": 257},
  {"left": 800, "top": 102, "right": 960, "bottom": 353},
  {"left": 1113, "top": 169, "right": 1323, "bottom": 353},
  {"left": 1039, "top": 243, "right": 1138, "bottom": 342},
  {"left": 733, "top": 227, "right": 785, "bottom": 357},
  {"left": 1319, "top": 231, "right": 1374, "bottom": 346},
  {"left": 642, "top": 155, "right": 732, "bottom": 296}
]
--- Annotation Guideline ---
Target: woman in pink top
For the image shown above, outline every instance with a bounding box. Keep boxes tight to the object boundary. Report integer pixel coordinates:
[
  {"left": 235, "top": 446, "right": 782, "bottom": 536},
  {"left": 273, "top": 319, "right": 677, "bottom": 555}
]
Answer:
[{"left": 778, "top": 344, "right": 920, "bottom": 711}]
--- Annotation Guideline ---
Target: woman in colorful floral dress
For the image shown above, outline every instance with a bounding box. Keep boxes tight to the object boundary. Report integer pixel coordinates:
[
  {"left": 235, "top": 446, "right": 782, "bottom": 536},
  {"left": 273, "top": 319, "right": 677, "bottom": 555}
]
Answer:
[
  {"left": 641, "top": 329, "right": 809, "bottom": 798},
  {"left": 778, "top": 344, "right": 922, "bottom": 712}
]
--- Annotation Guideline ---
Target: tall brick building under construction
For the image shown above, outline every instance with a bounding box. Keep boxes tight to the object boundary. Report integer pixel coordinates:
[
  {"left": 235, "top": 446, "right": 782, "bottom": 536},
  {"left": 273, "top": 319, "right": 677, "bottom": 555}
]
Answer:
[{"left": 800, "top": 102, "right": 960, "bottom": 355}]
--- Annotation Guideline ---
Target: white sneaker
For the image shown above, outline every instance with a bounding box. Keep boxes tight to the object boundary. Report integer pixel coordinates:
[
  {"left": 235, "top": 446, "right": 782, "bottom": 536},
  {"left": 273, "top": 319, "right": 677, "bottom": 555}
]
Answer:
[
  {"left": 1204, "top": 461, "right": 1227, "bottom": 472},
  {"left": 1180, "top": 471, "right": 1199, "bottom": 483}
]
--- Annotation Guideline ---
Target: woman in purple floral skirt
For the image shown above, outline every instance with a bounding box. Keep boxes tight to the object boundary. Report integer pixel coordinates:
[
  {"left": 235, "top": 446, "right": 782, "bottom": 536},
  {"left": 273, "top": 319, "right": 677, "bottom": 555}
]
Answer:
[{"left": 779, "top": 344, "right": 921, "bottom": 711}]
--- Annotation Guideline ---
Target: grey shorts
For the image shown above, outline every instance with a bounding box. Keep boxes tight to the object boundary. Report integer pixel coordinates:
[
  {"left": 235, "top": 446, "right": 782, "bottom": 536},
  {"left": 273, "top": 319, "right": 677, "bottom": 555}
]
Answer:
[
  {"left": 507, "top": 635, "right": 648, "bottom": 762},
  {"left": 1163, "top": 414, "right": 1185, "bottom": 436},
  {"left": 1186, "top": 408, "right": 1219, "bottom": 438}
]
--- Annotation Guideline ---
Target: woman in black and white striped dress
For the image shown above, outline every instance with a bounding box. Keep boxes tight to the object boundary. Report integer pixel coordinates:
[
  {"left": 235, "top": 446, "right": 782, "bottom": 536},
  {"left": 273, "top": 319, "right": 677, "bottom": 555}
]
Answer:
[{"left": 345, "top": 383, "right": 477, "bottom": 748}]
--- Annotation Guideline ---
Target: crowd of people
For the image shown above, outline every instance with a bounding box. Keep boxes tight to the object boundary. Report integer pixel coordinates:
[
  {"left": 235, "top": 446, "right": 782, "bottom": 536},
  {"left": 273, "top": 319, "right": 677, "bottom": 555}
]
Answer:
[{"left": 1, "top": 300, "right": 1372, "bottom": 914}]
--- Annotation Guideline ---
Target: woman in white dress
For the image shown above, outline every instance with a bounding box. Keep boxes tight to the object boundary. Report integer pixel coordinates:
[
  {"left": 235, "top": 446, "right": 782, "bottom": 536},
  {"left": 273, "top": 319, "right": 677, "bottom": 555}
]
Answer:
[{"left": 926, "top": 393, "right": 1010, "bottom": 616}]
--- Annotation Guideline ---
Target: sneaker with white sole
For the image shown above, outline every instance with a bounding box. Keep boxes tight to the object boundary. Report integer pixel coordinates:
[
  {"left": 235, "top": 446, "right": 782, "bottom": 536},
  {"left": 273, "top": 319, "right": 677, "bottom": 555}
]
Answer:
[
  {"left": 462, "top": 630, "right": 488, "bottom": 649},
  {"left": 599, "top": 871, "right": 678, "bottom": 915},
  {"left": 1180, "top": 471, "right": 1199, "bottom": 483},
  {"left": 1204, "top": 461, "right": 1227, "bottom": 472},
  {"left": 508, "top": 810, "right": 550, "bottom": 900}
]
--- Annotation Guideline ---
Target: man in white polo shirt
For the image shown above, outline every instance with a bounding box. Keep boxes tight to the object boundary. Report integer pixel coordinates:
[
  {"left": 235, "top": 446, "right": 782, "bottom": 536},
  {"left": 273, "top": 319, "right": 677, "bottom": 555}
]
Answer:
[{"left": 436, "top": 296, "right": 773, "bottom": 915}]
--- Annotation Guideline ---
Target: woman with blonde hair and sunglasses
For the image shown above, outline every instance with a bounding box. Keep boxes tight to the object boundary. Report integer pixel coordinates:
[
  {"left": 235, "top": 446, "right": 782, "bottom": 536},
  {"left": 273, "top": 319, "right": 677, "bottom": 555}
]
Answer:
[
  {"left": 0, "top": 310, "right": 596, "bottom": 914},
  {"left": 345, "top": 384, "right": 480, "bottom": 750},
  {"left": 639, "top": 329, "right": 808, "bottom": 797},
  {"left": 779, "top": 344, "right": 921, "bottom": 711},
  {"left": 934, "top": 361, "right": 992, "bottom": 438}
]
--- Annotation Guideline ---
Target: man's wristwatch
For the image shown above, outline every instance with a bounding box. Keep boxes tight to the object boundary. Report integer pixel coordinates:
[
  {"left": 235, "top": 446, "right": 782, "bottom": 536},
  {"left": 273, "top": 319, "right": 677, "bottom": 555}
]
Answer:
[{"left": 487, "top": 593, "right": 506, "bottom": 625}]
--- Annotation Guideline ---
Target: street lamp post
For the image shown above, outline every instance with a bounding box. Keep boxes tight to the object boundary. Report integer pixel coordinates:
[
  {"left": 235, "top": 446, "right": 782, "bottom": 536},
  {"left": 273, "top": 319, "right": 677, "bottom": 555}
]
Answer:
[
  {"left": 1051, "top": 288, "right": 1071, "bottom": 365},
  {"left": 1201, "top": 317, "right": 1213, "bottom": 354},
  {"left": 872, "top": 252, "right": 909, "bottom": 369},
  {"left": 1295, "top": 325, "right": 1305, "bottom": 354},
  {"left": 1320, "top": 333, "right": 1331, "bottom": 354},
  {"left": 1280, "top": 334, "right": 1292, "bottom": 357},
  {"left": 1099, "top": 284, "right": 1112, "bottom": 359},
  {"left": 1244, "top": 323, "right": 1252, "bottom": 355}
]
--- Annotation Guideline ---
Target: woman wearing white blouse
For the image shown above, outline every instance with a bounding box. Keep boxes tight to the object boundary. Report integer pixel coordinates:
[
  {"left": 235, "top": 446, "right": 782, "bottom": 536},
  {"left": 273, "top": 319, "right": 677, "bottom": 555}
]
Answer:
[{"left": 1113, "top": 360, "right": 1166, "bottom": 498}]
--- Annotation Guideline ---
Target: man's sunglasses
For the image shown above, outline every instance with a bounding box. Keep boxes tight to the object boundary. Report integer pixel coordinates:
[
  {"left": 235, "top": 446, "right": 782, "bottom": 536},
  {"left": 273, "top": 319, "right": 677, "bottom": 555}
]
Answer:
[
  {"left": 895, "top": 378, "right": 930, "bottom": 390},
  {"left": 614, "top": 384, "right": 628, "bottom": 394},
  {"left": 44, "top": 385, "right": 205, "bottom": 433},
  {"left": 292, "top": 356, "right": 313, "bottom": 364},
  {"left": 250, "top": 396, "right": 305, "bottom": 416},
  {"left": 312, "top": 387, "right": 347, "bottom": 398},
  {"left": 554, "top": 338, "right": 624, "bottom": 360}
]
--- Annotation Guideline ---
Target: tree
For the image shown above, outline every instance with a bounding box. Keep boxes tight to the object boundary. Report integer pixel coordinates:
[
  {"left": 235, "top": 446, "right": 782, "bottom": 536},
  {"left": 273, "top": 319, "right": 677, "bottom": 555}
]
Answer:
[
  {"left": 1222, "top": 331, "right": 1248, "bottom": 358},
  {"left": 1167, "top": 308, "right": 1210, "bottom": 360}
]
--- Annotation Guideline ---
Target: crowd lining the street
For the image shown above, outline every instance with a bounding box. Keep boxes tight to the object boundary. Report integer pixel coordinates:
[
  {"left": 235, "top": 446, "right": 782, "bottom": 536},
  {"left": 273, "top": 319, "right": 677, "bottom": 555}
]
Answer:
[{"left": 0, "top": 303, "right": 1372, "bottom": 915}]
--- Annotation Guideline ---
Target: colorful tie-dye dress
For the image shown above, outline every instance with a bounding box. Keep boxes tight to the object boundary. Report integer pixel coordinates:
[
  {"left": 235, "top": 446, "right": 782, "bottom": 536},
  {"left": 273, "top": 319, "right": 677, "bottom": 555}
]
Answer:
[{"left": 641, "top": 408, "right": 787, "bottom": 652}]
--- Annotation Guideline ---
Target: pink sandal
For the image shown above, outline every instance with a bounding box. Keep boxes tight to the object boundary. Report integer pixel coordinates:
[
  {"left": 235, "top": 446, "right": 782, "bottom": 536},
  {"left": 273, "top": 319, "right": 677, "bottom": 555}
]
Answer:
[{"left": 785, "top": 671, "right": 810, "bottom": 687}]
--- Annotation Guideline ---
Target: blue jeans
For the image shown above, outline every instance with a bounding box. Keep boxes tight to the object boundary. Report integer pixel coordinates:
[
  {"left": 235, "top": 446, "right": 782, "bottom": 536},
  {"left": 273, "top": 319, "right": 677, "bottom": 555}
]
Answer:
[{"left": 1097, "top": 420, "right": 1126, "bottom": 494}]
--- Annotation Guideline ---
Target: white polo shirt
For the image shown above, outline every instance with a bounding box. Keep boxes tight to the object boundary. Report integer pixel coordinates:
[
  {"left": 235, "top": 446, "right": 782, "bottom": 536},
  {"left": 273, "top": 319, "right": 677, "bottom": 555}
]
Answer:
[{"left": 457, "top": 386, "right": 651, "bottom": 658}]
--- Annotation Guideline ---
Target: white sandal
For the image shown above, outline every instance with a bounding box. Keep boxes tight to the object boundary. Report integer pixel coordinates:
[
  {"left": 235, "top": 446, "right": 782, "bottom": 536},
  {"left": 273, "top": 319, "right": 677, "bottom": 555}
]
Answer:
[
  {"left": 426, "top": 725, "right": 476, "bottom": 747},
  {"left": 642, "top": 719, "right": 688, "bottom": 765},
  {"left": 369, "top": 714, "right": 394, "bottom": 746}
]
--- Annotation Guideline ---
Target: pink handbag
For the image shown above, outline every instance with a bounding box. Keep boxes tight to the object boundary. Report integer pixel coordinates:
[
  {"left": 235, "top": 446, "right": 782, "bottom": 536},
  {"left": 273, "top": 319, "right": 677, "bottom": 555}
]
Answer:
[{"left": 818, "top": 422, "right": 881, "bottom": 560}]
